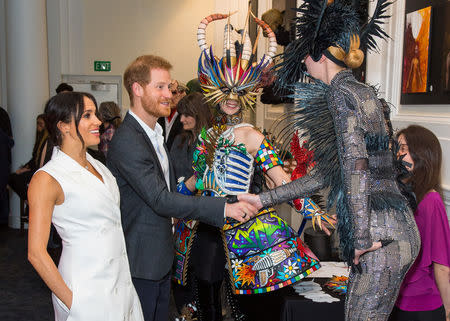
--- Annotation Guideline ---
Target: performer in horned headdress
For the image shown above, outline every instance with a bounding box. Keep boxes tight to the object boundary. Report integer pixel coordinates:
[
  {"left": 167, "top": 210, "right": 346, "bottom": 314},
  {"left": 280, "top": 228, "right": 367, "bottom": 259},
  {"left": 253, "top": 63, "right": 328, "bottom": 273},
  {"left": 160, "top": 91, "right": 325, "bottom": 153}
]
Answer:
[
  {"left": 173, "top": 10, "right": 334, "bottom": 321},
  {"left": 240, "top": 1, "right": 421, "bottom": 320}
]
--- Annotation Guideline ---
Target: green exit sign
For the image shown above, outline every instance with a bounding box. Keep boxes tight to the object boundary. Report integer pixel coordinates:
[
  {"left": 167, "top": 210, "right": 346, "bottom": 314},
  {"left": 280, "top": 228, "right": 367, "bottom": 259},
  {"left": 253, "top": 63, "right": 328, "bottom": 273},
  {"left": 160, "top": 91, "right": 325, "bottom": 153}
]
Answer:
[{"left": 94, "top": 61, "right": 111, "bottom": 72}]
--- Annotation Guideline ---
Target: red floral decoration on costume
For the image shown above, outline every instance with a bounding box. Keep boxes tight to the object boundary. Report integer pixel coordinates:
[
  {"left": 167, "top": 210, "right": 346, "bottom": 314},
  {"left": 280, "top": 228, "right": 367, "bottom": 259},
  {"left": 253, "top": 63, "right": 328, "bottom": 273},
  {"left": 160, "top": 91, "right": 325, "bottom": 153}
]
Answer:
[
  {"left": 290, "top": 131, "right": 316, "bottom": 180},
  {"left": 289, "top": 131, "right": 316, "bottom": 211}
]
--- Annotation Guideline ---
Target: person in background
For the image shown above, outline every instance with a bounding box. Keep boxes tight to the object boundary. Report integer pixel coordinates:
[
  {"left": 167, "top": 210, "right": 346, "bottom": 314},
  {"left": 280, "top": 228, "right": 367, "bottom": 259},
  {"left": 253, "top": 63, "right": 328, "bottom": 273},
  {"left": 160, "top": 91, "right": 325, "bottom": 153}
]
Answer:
[
  {"left": 98, "top": 101, "right": 122, "bottom": 158},
  {"left": 390, "top": 125, "right": 450, "bottom": 321},
  {"left": 8, "top": 114, "right": 51, "bottom": 201},
  {"left": 27, "top": 91, "right": 144, "bottom": 321},
  {"left": 55, "top": 83, "right": 73, "bottom": 94},
  {"left": 261, "top": 8, "right": 290, "bottom": 46},
  {"left": 169, "top": 92, "right": 213, "bottom": 317},
  {"left": 169, "top": 92, "right": 212, "bottom": 180},
  {"left": 185, "top": 78, "right": 202, "bottom": 95},
  {"left": 157, "top": 80, "right": 187, "bottom": 150},
  {"left": 0, "top": 106, "right": 14, "bottom": 224}
]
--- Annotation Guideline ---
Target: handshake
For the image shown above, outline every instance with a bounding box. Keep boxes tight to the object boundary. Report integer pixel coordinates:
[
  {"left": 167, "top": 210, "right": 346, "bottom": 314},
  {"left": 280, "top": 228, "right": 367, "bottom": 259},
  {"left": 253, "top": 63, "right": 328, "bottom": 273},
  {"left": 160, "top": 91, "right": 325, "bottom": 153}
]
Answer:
[{"left": 224, "top": 194, "right": 263, "bottom": 223}]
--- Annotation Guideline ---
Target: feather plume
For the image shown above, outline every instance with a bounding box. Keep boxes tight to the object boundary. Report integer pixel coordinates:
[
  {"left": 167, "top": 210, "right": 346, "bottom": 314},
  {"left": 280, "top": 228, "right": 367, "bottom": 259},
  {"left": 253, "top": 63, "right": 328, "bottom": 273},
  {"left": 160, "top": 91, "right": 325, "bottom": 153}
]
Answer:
[
  {"left": 285, "top": 78, "right": 355, "bottom": 263},
  {"left": 360, "top": 0, "right": 392, "bottom": 51}
]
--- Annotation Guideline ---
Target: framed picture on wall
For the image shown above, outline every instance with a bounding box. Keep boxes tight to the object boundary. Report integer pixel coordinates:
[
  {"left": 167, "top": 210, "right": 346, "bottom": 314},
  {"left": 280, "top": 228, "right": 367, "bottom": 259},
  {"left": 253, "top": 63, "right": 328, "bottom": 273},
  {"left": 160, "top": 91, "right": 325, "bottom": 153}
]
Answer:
[
  {"left": 400, "top": 0, "right": 450, "bottom": 105},
  {"left": 401, "top": 6, "right": 431, "bottom": 94}
]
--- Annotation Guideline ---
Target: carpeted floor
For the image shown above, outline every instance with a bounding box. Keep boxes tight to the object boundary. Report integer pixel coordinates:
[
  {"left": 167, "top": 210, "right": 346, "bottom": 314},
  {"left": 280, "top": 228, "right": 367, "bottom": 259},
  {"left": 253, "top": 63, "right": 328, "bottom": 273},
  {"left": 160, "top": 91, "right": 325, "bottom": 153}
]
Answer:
[
  {"left": 0, "top": 225, "right": 55, "bottom": 321},
  {"left": 0, "top": 225, "right": 234, "bottom": 321}
]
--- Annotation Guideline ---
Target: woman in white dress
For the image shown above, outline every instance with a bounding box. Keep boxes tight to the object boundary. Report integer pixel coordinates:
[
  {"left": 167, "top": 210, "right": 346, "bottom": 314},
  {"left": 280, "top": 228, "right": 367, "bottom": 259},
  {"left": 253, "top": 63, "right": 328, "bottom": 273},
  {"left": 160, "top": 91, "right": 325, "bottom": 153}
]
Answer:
[{"left": 27, "top": 92, "right": 144, "bottom": 321}]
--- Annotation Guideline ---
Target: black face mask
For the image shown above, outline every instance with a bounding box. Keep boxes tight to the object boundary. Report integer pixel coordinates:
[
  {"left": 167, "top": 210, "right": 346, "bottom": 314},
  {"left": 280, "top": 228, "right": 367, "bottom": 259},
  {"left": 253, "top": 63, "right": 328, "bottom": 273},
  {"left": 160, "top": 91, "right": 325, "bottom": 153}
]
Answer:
[
  {"left": 401, "top": 159, "right": 413, "bottom": 169},
  {"left": 394, "top": 153, "right": 417, "bottom": 211}
]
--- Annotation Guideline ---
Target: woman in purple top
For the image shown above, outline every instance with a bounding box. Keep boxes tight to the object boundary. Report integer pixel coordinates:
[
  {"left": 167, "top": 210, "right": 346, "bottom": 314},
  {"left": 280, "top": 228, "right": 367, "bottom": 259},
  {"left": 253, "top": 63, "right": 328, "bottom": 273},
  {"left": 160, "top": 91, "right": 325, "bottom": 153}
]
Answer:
[{"left": 390, "top": 125, "right": 450, "bottom": 321}]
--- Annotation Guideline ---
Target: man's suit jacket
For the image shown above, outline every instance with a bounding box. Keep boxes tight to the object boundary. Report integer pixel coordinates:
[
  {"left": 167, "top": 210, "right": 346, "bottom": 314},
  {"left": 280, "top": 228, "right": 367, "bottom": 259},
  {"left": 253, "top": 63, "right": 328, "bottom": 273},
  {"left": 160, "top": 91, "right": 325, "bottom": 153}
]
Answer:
[
  {"left": 107, "top": 113, "right": 225, "bottom": 281},
  {"left": 157, "top": 113, "right": 183, "bottom": 151}
]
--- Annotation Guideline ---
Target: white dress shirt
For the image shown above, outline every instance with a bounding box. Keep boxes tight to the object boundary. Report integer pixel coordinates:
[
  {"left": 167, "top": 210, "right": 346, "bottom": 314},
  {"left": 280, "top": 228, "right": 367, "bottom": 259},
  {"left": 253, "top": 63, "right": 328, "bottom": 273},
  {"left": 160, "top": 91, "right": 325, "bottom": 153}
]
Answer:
[{"left": 128, "top": 111, "right": 171, "bottom": 191}]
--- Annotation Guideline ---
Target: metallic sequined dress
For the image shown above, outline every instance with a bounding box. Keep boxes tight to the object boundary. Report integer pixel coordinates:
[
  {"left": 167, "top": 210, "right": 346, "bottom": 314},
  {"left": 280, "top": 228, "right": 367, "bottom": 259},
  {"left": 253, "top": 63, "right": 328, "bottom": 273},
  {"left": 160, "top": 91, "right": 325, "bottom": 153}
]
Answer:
[
  {"left": 259, "top": 70, "right": 420, "bottom": 320},
  {"left": 173, "top": 123, "right": 321, "bottom": 295}
]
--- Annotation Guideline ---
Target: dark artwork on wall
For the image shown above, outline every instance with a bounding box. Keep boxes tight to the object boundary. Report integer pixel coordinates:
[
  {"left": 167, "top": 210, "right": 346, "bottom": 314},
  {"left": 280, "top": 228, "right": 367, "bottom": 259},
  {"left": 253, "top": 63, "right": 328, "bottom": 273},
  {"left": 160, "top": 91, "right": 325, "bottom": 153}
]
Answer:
[
  {"left": 400, "top": 0, "right": 450, "bottom": 104},
  {"left": 439, "top": 5, "right": 450, "bottom": 92}
]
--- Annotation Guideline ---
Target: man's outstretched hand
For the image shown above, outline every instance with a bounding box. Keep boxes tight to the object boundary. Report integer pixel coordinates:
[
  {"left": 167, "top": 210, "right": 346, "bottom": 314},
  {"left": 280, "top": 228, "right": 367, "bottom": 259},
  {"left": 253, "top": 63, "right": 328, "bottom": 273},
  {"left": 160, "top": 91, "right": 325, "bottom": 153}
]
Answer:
[{"left": 225, "top": 201, "right": 258, "bottom": 223}]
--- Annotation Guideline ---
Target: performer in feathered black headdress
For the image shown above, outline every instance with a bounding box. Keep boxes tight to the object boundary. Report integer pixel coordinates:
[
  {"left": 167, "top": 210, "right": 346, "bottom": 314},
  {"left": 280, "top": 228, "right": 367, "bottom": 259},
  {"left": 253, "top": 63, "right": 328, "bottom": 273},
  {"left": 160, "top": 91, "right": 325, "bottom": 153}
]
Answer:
[{"left": 240, "top": 1, "right": 421, "bottom": 320}]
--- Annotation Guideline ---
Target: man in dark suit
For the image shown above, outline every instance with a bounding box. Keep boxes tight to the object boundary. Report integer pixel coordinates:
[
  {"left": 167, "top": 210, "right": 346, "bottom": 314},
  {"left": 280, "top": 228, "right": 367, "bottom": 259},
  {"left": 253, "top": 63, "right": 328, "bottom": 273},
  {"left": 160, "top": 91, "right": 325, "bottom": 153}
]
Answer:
[
  {"left": 157, "top": 80, "right": 185, "bottom": 150},
  {"left": 107, "top": 55, "right": 257, "bottom": 321}
]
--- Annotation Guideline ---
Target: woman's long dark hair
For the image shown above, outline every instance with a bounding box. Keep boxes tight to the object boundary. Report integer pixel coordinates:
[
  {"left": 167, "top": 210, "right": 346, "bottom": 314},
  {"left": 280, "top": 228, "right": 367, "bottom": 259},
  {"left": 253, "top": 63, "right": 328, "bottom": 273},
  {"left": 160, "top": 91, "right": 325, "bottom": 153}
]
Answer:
[
  {"left": 32, "top": 114, "right": 48, "bottom": 168},
  {"left": 397, "top": 125, "right": 443, "bottom": 204},
  {"left": 99, "top": 101, "right": 122, "bottom": 129},
  {"left": 44, "top": 91, "right": 98, "bottom": 147},
  {"left": 177, "top": 92, "right": 213, "bottom": 145},
  {"left": 34, "top": 114, "right": 48, "bottom": 151}
]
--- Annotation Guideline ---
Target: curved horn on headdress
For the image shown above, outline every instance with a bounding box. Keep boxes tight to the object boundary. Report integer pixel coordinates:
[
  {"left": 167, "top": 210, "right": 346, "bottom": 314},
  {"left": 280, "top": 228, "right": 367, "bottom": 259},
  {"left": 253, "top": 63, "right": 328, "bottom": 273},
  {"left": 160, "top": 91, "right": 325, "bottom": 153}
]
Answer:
[
  {"left": 223, "top": 22, "right": 237, "bottom": 67},
  {"left": 241, "top": 30, "right": 252, "bottom": 62},
  {"left": 251, "top": 13, "right": 277, "bottom": 63},
  {"left": 239, "top": 7, "right": 252, "bottom": 70},
  {"left": 237, "top": 6, "right": 253, "bottom": 70},
  {"left": 197, "top": 13, "right": 235, "bottom": 52}
]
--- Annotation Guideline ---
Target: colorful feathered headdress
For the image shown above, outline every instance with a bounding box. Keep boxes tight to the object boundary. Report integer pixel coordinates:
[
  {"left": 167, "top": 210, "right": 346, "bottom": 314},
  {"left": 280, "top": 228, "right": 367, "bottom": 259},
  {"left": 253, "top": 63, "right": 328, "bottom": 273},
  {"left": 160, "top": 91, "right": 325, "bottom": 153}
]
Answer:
[
  {"left": 197, "top": 11, "right": 277, "bottom": 110},
  {"left": 276, "top": 0, "right": 392, "bottom": 87}
]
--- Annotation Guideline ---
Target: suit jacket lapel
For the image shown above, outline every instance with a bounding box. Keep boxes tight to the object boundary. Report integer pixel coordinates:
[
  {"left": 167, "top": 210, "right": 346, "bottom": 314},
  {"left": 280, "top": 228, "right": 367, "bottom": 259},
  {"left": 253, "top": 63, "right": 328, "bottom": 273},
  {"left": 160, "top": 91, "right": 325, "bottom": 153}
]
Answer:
[
  {"left": 124, "top": 113, "right": 166, "bottom": 182},
  {"left": 167, "top": 115, "right": 183, "bottom": 148},
  {"left": 163, "top": 142, "right": 176, "bottom": 191}
]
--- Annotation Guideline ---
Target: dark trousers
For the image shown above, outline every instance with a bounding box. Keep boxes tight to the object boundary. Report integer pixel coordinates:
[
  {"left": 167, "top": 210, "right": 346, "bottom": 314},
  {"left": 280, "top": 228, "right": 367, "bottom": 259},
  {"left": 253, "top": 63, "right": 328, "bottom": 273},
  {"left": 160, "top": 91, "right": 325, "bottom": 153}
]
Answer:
[
  {"left": 132, "top": 274, "right": 171, "bottom": 321},
  {"left": 389, "top": 305, "right": 446, "bottom": 321}
]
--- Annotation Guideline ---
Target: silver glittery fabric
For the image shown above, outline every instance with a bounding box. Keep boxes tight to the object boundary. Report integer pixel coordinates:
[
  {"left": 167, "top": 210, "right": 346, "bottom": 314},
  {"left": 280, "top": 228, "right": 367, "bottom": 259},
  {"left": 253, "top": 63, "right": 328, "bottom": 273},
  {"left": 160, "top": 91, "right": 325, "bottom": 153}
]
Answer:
[{"left": 259, "top": 70, "right": 420, "bottom": 320}]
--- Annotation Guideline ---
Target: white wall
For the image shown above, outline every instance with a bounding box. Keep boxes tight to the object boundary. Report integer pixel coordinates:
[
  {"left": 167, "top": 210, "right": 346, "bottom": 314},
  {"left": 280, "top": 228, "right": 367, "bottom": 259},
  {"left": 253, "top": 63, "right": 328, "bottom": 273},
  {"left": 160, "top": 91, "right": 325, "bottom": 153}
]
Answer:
[
  {"left": 46, "top": 0, "right": 277, "bottom": 109},
  {"left": 366, "top": 1, "right": 450, "bottom": 214},
  {"left": 0, "top": 0, "right": 7, "bottom": 108},
  {"left": 48, "top": 0, "right": 219, "bottom": 109}
]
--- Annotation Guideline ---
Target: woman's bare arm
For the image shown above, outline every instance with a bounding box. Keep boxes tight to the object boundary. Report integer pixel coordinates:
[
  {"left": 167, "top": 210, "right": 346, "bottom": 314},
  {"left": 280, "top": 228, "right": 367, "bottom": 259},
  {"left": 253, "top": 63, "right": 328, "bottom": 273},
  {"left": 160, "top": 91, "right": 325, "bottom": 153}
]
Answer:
[
  {"left": 434, "top": 262, "right": 450, "bottom": 321},
  {"left": 27, "top": 171, "right": 73, "bottom": 309}
]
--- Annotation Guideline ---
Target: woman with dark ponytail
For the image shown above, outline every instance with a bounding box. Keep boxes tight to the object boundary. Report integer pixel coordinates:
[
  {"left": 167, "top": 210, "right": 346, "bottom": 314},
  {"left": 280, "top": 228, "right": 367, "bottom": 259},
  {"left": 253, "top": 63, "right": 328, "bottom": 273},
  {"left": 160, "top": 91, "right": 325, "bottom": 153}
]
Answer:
[{"left": 27, "top": 92, "right": 143, "bottom": 321}]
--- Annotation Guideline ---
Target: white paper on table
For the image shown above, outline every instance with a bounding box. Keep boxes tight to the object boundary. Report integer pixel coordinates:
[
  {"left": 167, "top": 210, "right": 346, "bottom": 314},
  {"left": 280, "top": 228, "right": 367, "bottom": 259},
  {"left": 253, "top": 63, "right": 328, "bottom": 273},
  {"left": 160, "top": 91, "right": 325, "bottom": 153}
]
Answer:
[
  {"left": 306, "top": 261, "right": 349, "bottom": 278},
  {"left": 293, "top": 280, "right": 340, "bottom": 303},
  {"left": 303, "top": 293, "right": 340, "bottom": 303}
]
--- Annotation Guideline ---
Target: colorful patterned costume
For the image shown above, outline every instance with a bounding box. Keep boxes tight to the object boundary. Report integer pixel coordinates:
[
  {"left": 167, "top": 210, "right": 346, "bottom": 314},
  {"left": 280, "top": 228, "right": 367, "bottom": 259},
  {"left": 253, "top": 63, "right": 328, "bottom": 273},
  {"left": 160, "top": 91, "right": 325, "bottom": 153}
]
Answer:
[
  {"left": 173, "top": 10, "right": 322, "bottom": 320},
  {"left": 173, "top": 124, "right": 320, "bottom": 295}
]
